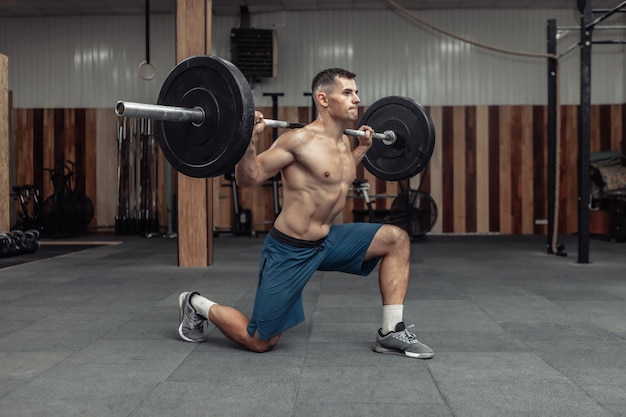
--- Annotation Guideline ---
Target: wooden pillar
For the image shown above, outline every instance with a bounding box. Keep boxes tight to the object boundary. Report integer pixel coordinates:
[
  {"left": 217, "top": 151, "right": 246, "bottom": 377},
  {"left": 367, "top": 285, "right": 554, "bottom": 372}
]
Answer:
[
  {"left": 0, "top": 54, "right": 9, "bottom": 232},
  {"left": 176, "top": 0, "right": 214, "bottom": 266}
]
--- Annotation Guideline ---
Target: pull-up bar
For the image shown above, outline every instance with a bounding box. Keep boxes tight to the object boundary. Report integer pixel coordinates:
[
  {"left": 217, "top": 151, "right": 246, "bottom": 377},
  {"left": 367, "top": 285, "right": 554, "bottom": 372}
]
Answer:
[
  {"left": 557, "top": 25, "right": 626, "bottom": 30},
  {"left": 585, "top": 0, "right": 626, "bottom": 29},
  {"left": 559, "top": 38, "right": 626, "bottom": 60}
]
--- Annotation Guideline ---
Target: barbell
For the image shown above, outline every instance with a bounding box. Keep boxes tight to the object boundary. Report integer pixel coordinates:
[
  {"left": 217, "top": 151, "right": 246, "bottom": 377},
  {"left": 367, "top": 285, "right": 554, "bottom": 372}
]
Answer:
[
  {"left": 115, "top": 55, "right": 436, "bottom": 181},
  {"left": 116, "top": 101, "right": 398, "bottom": 145}
]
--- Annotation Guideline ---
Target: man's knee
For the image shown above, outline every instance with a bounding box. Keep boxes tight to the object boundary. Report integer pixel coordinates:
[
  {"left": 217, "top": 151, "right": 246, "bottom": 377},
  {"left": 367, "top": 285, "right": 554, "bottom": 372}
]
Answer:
[
  {"left": 379, "top": 224, "right": 410, "bottom": 248},
  {"left": 248, "top": 333, "right": 280, "bottom": 353}
]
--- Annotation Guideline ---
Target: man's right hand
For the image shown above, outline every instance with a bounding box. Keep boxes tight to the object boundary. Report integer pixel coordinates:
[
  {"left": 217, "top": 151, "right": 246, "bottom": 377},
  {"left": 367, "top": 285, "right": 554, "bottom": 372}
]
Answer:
[{"left": 252, "top": 111, "right": 266, "bottom": 143}]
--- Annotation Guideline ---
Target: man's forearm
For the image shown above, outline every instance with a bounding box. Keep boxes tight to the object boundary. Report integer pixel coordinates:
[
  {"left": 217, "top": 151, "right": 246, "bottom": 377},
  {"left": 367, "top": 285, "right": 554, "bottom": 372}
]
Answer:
[
  {"left": 352, "top": 144, "right": 371, "bottom": 165},
  {"left": 234, "top": 139, "right": 259, "bottom": 187}
]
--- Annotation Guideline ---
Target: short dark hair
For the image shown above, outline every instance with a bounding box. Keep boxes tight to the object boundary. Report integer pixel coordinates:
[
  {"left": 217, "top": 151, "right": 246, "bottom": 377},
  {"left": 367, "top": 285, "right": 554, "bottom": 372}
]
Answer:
[{"left": 311, "top": 68, "right": 356, "bottom": 94}]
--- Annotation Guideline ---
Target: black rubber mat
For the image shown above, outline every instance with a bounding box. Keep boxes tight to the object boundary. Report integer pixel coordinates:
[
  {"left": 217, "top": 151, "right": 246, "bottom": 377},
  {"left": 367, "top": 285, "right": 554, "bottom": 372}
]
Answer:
[{"left": 0, "top": 243, "right": 102, "bottom": 269}]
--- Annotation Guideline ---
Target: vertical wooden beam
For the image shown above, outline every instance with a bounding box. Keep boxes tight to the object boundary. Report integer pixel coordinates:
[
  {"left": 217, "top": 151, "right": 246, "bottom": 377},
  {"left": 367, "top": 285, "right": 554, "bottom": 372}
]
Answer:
[
  {"left": 0, "top": 54, "right": 9, "bottom": 232},
  {"left": 176, "top": 0, "right": 214, "bottom": 266},
  {"left": 42, "top": 109, "right": 55, "bottom": 198},
  {"left": 520, "top": 106, "right": 534, "bottom": 234},
  {"left": 464, "top": 106, "right": 477, "bottom": 233},
  {"left": 452, "top": 106, "right": 466, "bottom": 233},
  {"left": 532, "top": 106, "right": 547, "bottom": 235},
  {"left": 441, "top": 107, "right": 454, "bottom": 232},
  {"left": 475, "top": 105, "right": 489, "bottom": 233},
  {"left": 85, "top": 109, "right": 98, "bottom": 228},
  {"left": 488, "top": 106, "right": 501, "bottom": 233},
  {"left": 499, "top": 106, "right": 512, "bottom": 234}
]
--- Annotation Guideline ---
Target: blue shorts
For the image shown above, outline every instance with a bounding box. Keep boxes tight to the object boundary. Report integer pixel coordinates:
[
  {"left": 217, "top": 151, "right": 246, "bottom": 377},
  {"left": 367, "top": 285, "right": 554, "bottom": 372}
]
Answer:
[{"left": 247, "top": 223, "right": 384, "bottom": 340}]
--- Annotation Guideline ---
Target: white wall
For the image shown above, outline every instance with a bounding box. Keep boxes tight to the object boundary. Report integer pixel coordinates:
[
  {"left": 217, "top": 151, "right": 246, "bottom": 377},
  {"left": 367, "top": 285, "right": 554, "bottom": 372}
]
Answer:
[{"left": 0, "top": 8, "right": 624, "bottom": 108}]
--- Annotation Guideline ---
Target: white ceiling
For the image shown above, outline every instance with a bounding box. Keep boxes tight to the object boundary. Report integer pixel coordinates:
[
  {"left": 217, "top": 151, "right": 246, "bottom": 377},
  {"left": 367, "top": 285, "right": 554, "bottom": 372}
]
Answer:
[{"left": 0, "top": 0, "right": 623, "bottom": 18}]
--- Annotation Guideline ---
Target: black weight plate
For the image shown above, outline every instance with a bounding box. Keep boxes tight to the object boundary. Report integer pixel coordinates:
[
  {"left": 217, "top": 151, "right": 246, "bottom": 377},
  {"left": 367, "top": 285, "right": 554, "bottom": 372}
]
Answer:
[
  {"left": 156, "top": 55, "right": 254, "bottom": 178},
  {"left": 359, "top": 96, "right": 435, "bottom": 181}
]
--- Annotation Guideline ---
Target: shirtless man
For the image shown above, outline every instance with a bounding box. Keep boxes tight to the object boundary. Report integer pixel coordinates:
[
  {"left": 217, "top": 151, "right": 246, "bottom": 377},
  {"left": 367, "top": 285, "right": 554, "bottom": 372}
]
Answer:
[{"left": 177, "top": 68, "right": 433, "bottom": 359}]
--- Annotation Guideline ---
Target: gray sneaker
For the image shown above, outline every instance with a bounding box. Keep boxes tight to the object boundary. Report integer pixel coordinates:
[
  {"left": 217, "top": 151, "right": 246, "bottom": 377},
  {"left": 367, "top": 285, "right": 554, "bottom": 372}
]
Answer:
[
  {"left": 373, "top": 322, "right": 433, "bottom": 359},
  {"left": 178, "top": 292, "right": 207, "bottom": 342}
]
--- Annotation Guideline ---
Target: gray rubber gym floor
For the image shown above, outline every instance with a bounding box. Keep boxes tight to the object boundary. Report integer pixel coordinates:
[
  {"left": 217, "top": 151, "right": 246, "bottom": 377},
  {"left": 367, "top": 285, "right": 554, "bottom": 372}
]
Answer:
[{"left": 0, "top": 233, "right": 624, "bottom": 417}]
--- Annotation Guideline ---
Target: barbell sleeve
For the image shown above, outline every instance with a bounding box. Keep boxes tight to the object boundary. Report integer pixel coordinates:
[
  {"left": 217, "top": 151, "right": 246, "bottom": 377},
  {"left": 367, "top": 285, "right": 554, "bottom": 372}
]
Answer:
[
  {"left": 344, "top": 128, "right": 397, "bottom": 145},
  {"left": 116, "top": 101, "right": 396, "bottom": 145},
  {"left": 116, "top": 101, "right": 205, "bottom": 125}
]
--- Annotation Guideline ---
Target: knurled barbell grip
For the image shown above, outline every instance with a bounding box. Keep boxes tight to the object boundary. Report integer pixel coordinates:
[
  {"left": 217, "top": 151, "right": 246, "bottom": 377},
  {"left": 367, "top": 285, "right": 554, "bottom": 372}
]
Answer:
[
  {"left": 263, "top": 119, "right": 305, "bottom": 129},
  {"left": 264, "top": 120, "right": 397, "bottom": 145}
]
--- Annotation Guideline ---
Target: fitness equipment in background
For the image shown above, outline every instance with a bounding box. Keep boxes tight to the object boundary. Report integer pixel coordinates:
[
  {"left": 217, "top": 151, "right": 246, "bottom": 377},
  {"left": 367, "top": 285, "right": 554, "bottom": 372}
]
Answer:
[
  {"left": 0, "top": 230, "right": 40, "bottom": 258},
  {"left": 216, "top": 172, "right": 252, "bottom": 237},
  {"left": 350, "top": 179, "right": 393, "bottom": 224},
  {"left": 350, "top": 177, "right": 438, "bottom": 240},
  {"left": 388, "top": 179, "right": 438, "bottom": 241},
  {"left": 39, "top": 160, "right": 94, "bottom": 238},
  {"left": 10, "top": 185, "right": 43, "bottom": 233},
  {"left": 115, "top": 118, "right": 160, "bottom": 237}
]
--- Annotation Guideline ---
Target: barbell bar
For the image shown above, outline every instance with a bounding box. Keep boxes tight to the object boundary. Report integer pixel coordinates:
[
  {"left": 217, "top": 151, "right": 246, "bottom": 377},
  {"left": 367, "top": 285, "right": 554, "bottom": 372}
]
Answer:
[
  {"left": 115, "top": 100, "right": 398, "bottom": 145},
  {"left": 115, "top": 55, "right": 435, "bottom": 180}
]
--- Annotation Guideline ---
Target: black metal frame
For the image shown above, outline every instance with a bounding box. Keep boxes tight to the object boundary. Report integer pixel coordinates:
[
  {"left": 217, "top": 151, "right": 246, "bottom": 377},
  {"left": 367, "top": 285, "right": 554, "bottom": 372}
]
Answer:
[{"left": 546, "top": 0, "right": 626, "bottom": 263}]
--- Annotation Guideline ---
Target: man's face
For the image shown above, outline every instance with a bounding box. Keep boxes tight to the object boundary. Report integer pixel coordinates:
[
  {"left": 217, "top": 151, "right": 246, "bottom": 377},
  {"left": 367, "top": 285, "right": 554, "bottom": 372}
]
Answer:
[{"left": 326, "top": 77, "right": 360, "bottom": 121}]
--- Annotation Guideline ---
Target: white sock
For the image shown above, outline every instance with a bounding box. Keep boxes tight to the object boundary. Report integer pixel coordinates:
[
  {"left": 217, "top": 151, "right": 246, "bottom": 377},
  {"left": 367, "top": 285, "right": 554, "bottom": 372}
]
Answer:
[
  {"left": 190, "top": 294, "right": 217, "bottom": 320},
  {"left": 382, "top": 304, "right": 404, "bottom": 334}
]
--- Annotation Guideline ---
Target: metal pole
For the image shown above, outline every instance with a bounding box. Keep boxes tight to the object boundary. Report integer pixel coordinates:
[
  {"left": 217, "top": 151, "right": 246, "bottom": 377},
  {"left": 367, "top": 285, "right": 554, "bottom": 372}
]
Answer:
[
  {"left": 546, "top": 19, "right": 558, "bottom": 254},
  {"left": 578, "top": 2, "right": 593, "bottom": 263}
]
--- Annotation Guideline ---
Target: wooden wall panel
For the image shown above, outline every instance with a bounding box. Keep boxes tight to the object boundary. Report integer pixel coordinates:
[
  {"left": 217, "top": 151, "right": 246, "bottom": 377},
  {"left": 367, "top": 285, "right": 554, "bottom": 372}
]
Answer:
[
  {"left": 520, "top": 106, "right": 534, "bottom": 234},
  {"left": 84, "top": 109, "right": 97, "bottom": 227},
  {"left": 498, "top": 106, "right": 512, "bottom": 234},
  {"left": 623, "top": 105, "right": 626, "bottom": 154},
  {"left": 592, "top": 105, "right": 604, "bottom": 152},
  {"left": 42, "top": 109, "right": 55, "bottom": 199},
  {"left": 475, "top": 106, "right": 489, "bottom": 233},
  {"left": 0, "top": 54, "right": 8, "bottom": 233},
  {"left": 17, "top": 110, "right": 36, "bottom": 188},
  {"left": 9, "top": 103, "right": 626, "bottom": 237},
  {"left": 428, "top": 106, "right": 443, "bottom": 233},
  {"left": 95, "top": 108, "right": 118, "bottom": 230},
  {"left": 464, "top": 106, "right": 477, "bottom": 233},
  {"left": 509, "top": 106, "right": 522, "bottom": 234},
  {"left": 32, "top": 110, "right": 43, "bottom": 192},
  {"left": 441, "top": 107, "right": 454, "bottom": 232},
  {"left": 452, "top": 106, "right": 467, "bottom": 233},
  {"left": 532, "top": 106, "right": 547, "bottom": 234},
  {"left": 560, "top": 105, "right": 579, "bottom": 235},
  {"left": 488, "top": 106, "right": 501, "bottom": 233},
  {"left": 608, "top": 105, "right": 622, "bottom": 152}
]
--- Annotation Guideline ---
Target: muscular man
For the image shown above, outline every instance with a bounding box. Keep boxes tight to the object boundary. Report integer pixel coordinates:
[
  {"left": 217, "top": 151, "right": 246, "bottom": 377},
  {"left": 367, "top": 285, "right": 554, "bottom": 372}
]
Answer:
[{"left": 177, "top": 68, "right": 433, "bottom": 359}]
